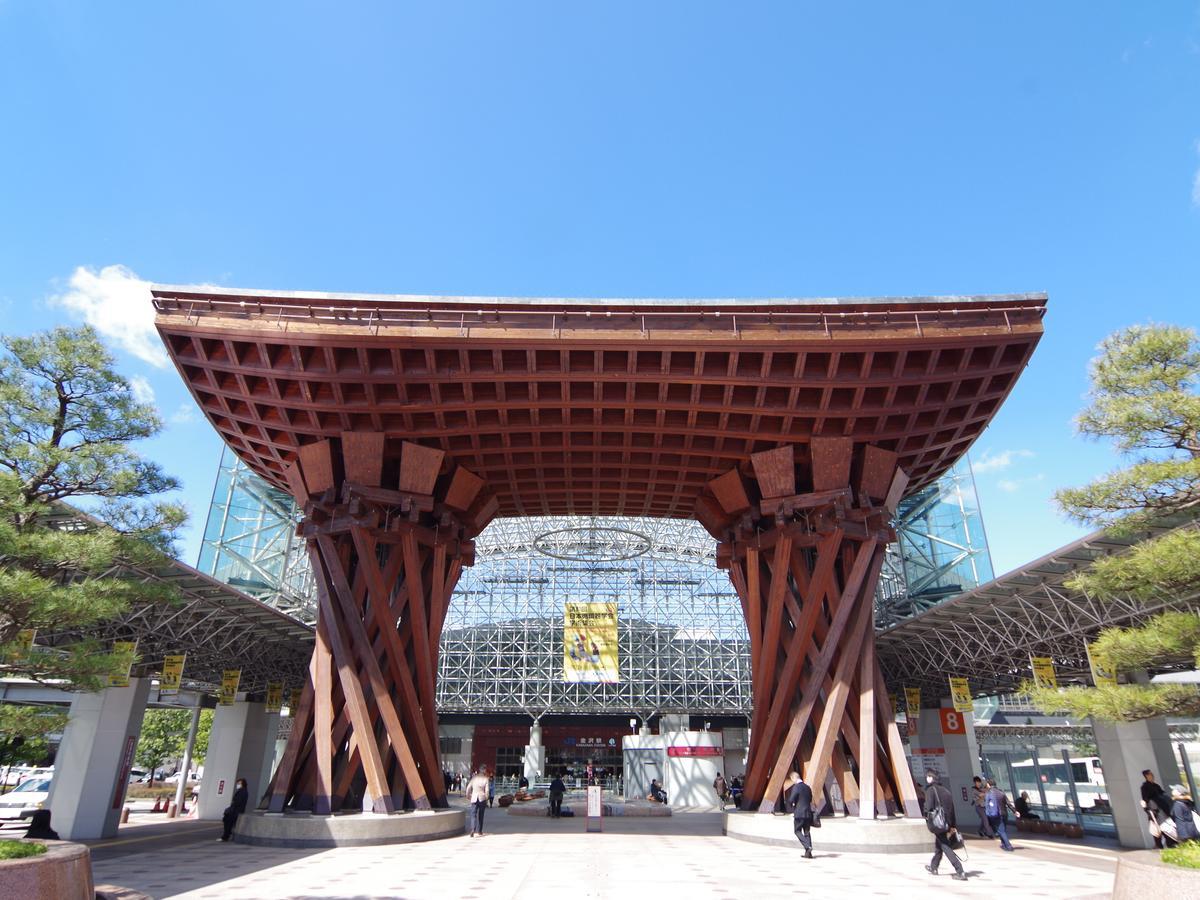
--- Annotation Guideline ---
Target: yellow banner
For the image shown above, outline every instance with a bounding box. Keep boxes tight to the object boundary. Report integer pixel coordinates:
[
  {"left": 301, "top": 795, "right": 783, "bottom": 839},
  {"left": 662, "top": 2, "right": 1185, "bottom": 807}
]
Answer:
[
  {"left": 219, "top": 669, "right": 241, "bottom": 706},
  {"left": 563, "top": 602, "right": 619, "bottom": 683},
  {"left": 265, "top": 682, "right": 284, "bottom": 713},
  {"left": 904, "top": 686, "right": 922, "bottom": 721},
  {"left": 160, "top": 654, "right": 186, "bottom": 694},
  {"left": 1030, "top": 656, "right": 1057, "bottom": 689},
  {"left": 288, "top": 687, "right": 303, "bottom": 715},
  {"left": 948, "top": 676, "right": 973, "bottom": 713},
  {"left": 1086, "top": 643, "right": 1118, "bottom": 687},
  {"left": 109, "top": 641, "right": 137, "bottom": 687},
  {"left": 7, "top": 629, "right": 36, "bottom": 663}
]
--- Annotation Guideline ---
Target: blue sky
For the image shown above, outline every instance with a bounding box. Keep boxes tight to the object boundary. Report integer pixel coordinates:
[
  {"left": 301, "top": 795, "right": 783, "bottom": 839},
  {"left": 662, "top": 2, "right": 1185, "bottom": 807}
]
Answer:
[{"left": 1, "top": 2, "right": 1198, "bottom": 576}]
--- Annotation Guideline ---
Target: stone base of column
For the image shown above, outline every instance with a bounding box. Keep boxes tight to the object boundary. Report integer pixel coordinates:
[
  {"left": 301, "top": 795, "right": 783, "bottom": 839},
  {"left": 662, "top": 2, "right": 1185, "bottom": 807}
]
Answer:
[
  {"left": 722, "top": 810, "right": 931, "bottom": 853},
  {"left": 233, "top": 809, "right": 466, "bottom": 848}
]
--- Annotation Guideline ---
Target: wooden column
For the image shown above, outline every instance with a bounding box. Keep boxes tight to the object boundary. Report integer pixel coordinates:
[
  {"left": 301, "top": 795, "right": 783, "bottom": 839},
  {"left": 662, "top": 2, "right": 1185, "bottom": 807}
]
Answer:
[
  {"left": 266, "top": 437, "right": 490, "bottom": 814},
  {"left": 697, "top": 440, "right": 920, "bottom": 819}
]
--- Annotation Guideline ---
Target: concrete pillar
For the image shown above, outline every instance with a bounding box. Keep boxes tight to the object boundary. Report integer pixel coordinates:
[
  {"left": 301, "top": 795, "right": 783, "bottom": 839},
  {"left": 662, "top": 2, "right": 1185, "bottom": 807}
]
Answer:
[
  {"left": 912, "top": 699, "right": 978, "bottom": 827},
  {"left": 47, "top": 677, "right": 151, "bottom": 840},
  {"left": 522, "top": 721, "right": 545, "bottom": 782},
  {"left": 1093, "top": 716, "right": 1180, "bottom": 849},
  {"left": 172, "top": 705, "right": 202, "bottom": 814},
  {"left": 197, "top": 702, "right": 279, "bottom": 820}
]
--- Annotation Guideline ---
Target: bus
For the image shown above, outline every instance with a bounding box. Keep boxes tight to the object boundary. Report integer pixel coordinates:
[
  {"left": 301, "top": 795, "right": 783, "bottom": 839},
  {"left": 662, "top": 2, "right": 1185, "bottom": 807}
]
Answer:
[{"left": 1006, "top": 757, "right": 1107, "bottom": 811}]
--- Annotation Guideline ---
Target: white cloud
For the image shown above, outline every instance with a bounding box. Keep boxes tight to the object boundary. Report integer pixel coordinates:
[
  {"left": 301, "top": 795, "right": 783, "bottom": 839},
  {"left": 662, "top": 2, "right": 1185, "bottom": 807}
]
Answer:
[
  {"left": 48, "top": 264, "right": 167, "bottom": 368},
  {"left": 128, "top": 375, "right": 155, "bottom": 405},
  {"left": 169, "top": 403, "right": 199, "bottom": 425},
  {"left": 997, "top": 473, "right": 1045, "bottom": 493},
  {"left": 972, "top": 448, "right": 1034, "bottom": 474}
]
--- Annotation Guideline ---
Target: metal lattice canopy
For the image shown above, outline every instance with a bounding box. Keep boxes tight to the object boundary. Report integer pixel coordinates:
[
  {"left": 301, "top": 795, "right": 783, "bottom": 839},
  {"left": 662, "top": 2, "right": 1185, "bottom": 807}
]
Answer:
[
  {"left": 34, "top": 506, "right": 314, "bottom": 695},
  {"left": 436, "top": 515, "right": 750, "bottom": 718},
  {"left": 876, "top": 513, "right": 1200, "bottom": 701}
]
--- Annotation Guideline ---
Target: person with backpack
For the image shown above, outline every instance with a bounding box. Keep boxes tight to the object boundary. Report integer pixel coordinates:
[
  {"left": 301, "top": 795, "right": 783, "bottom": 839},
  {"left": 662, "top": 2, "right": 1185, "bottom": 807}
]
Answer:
[
  {"left": 923, "top": 771, "right": 967, "bottom": 881},
  {"left": 984, "top": 778, "right": 1018, "bottom": 851},
  {"left": 713, "top": 772, "right": 728, "bottom": 808},
  {"left": 548, "top": 771, "right": 567, "bottom": 818}
]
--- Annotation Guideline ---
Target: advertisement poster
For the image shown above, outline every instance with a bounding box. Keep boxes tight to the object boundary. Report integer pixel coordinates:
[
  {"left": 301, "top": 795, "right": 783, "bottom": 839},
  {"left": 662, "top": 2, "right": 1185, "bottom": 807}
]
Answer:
[
  {"left": 1086, "top": 643, "right": 1118, "bottom": 687},
  {"left": 160, "top": 654, "right": 186, "bottom": 695},
  {"left": 220, "top": 669, "right": 241, "bottom": 706},
  {"left": 289, "top": 687, "right": 303, "bottom": 715},
  {"left": 563, "top": 602, "right": 619, "bottom": 683},
  {"left": 109, "top": 641, "right": 137, "bottom": 687},
  {"left": 265, "top": 682, "right": 284, "bottom": 713},
  {"left": 904, "top": 686, "right": 921, "bottom": 722},
  {"left": 947, "top": 676, "right": 973, "bottom": 713},
  {"left": 7, "top": 629, "right": 36, "bottom": 663},
  {"left": 1030, "top": 656, "right": 1058, "bottom": 689}
]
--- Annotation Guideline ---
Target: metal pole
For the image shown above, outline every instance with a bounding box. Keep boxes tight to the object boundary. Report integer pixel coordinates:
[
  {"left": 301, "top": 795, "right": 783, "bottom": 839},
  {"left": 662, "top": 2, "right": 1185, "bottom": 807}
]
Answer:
[
  {"left": 1061, "top": 748, "right": 1084, "bottom": 832},
  {"left": 1180, "top": 742, "right": 1198, "bottom": 801},
  {"left": 1030, "top": 754, "right": 1051, "bottom": 822},
  {"left": 174, "top": 705, "right": 202, "bottom": 814}
]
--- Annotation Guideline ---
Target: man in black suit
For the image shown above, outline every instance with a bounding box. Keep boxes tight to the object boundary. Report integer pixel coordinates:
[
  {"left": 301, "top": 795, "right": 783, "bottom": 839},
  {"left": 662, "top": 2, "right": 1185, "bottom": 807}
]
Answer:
[
  {"left": 923, "top": 771, "right": 967, "bottom": 881},
  {"left": 785, "top": 771, "right": 815, "bottom": 858}
]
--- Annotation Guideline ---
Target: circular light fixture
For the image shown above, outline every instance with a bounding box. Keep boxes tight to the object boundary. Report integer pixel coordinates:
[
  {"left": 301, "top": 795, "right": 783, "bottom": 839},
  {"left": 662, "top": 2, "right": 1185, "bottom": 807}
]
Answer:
[{"left": 532, "top": 526, "right": 651, "bottom": 562}]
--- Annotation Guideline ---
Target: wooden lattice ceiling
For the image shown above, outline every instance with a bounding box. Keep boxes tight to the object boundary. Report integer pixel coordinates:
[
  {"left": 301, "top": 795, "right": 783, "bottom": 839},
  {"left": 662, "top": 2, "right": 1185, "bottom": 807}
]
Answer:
[{"left": 153, "top": 288, "right": 1045, "bottom": 519}]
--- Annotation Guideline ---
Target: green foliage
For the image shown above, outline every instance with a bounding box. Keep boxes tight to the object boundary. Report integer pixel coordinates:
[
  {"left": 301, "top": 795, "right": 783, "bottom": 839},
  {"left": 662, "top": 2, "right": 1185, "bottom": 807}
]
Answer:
[
  {"left": 1089, "top": 611, "right": 1200, "bottom": 671},
  {"left": 0, "top": 326, "right": 186, "bottom": 691},
  {"left": 0, "top": 704, "right": 67, "bottom": 767},
  {"left": 135, "top": 709, "right": 191, "bottom": 784},
  {"left": 1162, "top": 841, "right": 1200, "bottom": 869},
  {"left": 0, "top": 840, "right": 46, "bottom": 860},
  {"left": 1068, "top": 530, "right": 1200, "bottom": 601},
  {"left": 191, "top": 709, "right": 213, "bottom": 764},
  {"left": 1022, "top": 680, "right": 1200, "bottom": 722}
]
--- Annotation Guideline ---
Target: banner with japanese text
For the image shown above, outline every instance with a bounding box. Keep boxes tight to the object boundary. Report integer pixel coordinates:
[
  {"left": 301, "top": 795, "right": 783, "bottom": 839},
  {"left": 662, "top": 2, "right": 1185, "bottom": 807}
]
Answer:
[
  {"left": 563, "top": 602, "right": 619, "bottom": 683},
  {"left": 220, "top": 669, "right": 241, "bottom": 706},
  {"left": 160, "top": 654, "right": 186, "bottom": 695},
  {"left": 1086, "top": 643, "right": 1118, "bottom": 687},
  {"left": 109, "top": 641, "right": 137, "bottom": 687},
  {"left": 265, "top": 682, "right": 284, "bottom": 713},
  {"left": 1030, "top": 656, "right": 1057, "bottom": 689},
  {"left": 948, "top": 676, "right": 973, "bottom": 713},
  {"left": 904, "top": 686, "right": 922, "bottom": 722}
]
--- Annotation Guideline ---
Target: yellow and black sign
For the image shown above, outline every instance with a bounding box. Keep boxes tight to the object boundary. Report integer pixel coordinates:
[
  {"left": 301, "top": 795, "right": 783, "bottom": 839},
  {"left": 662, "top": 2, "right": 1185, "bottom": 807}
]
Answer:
[
  {"left": 948, "top": 676, "right": 973, "bottom": 713},
  {"left": 904, "top": 686, "right": 922, "bottom": 722},
  {"left": 219, "top": 669, "right": 241, "bottom": 706},
  {"left": 109, "top": 641, "right": 138, "bottom": 687},
  {"left": 1086, "top": 643, "right": 1118, "bottom": 687},
  {"left": 289, "top": 687, "right": 303, "bottom": 715},
  {"left": 6, "top": 629, "right": 36, "bottom": 663},
  {"left": 265, "top": 682, "right": 284, "bottom": 713},
  {"left": 1030, "top": 656, "right": 1058, "bottom": 689},
  {"left": 160, "top": 654, "right": 186, "bottom": 695},
  {"left": 563, "top": 602, "right": 619, "bottom": 683}
]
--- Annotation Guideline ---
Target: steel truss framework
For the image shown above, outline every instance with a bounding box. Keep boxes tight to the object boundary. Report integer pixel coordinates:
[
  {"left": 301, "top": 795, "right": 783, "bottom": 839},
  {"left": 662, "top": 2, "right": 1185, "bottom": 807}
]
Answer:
[
  {"left": 34, "top": 508, "right": 313, "bottom": 694},
  {"left": 877, "top": 515, "right": 1200, "bottom": 700},
  {"left": 436, "top": 516, "right": 751, "bottom": 717}
]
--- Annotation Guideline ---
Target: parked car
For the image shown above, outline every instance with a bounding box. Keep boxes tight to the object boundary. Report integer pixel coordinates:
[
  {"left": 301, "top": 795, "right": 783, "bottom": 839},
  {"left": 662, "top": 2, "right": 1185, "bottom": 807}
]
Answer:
[
  {"left": 0, "top": 777, "right": 51, "bottom": 820},
  {"left": 14, "top": 767, "right": 53, "bottom": 786}
]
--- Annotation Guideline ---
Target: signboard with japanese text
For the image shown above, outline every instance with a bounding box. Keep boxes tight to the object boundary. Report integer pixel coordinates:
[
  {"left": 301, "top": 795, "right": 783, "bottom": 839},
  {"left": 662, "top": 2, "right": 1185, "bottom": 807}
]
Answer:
[
  {"left": 563, "top": 602, "right": 619, "bottom": 683},
  {"left": 1030, "top": 656, "right": 1058, "bottom": 689},
  {"left": 160, "top": 654, "right": 186, "bottom": 695},
  {"left": 666, "top": 745, "right": 722, "bottom": 758},
  {"left": 1086, "top": 643, "right": 1118, "bottom": 687},
  {"left": 7, "top": 629, "right": 36, "bottom": 663},
  {"left": 219, "top": 669, "right": 241, "bottom": 706},
  {"left": 904, "top": 686, "right": 922, "bottom": 722},
  {"left": 109, "top": 641, "right": 137, "bottom": 687},
  {"left": 265, "top": 682, "right": 284, "bottom": 713},
  {"left": 948, "top": 676, "right": 973, "bottom": 713},
  {"left": 289, "top": 687, "right": 303, "bottom": 714}
]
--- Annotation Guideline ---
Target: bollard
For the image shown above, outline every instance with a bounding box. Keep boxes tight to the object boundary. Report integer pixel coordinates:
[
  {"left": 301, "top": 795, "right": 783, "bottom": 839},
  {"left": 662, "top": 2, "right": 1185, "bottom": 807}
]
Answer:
[
  {"left": 120, "top": 806, "right": 130, "bottom": 824},
  {"left": 167, "top": 801, "right": 178, "bottom": 818}
]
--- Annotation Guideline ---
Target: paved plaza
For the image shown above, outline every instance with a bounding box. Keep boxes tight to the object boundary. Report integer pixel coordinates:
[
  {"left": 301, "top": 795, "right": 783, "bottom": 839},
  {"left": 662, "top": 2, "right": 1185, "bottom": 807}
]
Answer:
[{"left": 78, "top": 807, "right": 1123, "bottom": 900}]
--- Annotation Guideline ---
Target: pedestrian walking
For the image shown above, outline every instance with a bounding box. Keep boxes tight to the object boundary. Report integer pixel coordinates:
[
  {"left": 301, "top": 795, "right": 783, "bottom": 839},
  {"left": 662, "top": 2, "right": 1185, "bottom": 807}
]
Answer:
[
  {"left": 784, "top": 771, "right": 815, "bottom": 859},
  {"left": 983, "top": 778, "right": 1018, "bottom": 851},
  {"left": 466, "top": 766, "right": 490, "bottom": 837},
  {"left": 971, "top": 776, "right": 994, "bottom": 838},
  {"left": 713, "top": 772, "right": 728, "bottom": 808},
  {"left": 488, "top": 773, "right": 495, "bottom": 807},
  {"left": 549, "top": 771, "right": 566, "bottom": 818},
  {"left": 922, "top": 771, "right": 967, "bottom": 881},
  {"left": 220, "top": 777, "right": 248, "bottom": 841}
]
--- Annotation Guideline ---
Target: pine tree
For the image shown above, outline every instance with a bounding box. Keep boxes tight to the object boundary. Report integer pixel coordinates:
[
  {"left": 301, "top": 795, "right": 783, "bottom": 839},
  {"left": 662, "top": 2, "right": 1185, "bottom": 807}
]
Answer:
[
  {"left": 0, "top": 326, "right": 186, "bottom": 691},
  {"left": 1027, "top": 324, "right": 1200, "bottom": 721}
]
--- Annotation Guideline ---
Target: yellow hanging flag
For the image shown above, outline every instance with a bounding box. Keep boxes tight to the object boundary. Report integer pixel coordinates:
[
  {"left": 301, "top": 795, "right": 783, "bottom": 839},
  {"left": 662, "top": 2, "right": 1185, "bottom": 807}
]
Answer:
[
  {"left": 904, "top": 686, "right": 922, "bottom": 722},
  {"left": 948, "top": 676, "right": 973, "bottom": 713},
  {"left": 160, "top": 654, "right": 186, "bottom": 695},
  {"left": 1086, "top": 643, "right": 1118, "bottom": 687},
  {"left": 220, "top": 669, "right": 241, "bottom": 706},
  {"left": 288, "top": 687, "right": 303, "bottom": 715},
  {"left": 1030, "top": 656, "right": 1057, "bottom": 689},
  {"left": 265, "top": 682, "right": 284, "bottom": 713},
  {"left": 7, "top": 629, "right": 36, "bottom": 663},
  {"left": 109, "top": 641, "right": 137, "bottom": 687}
]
